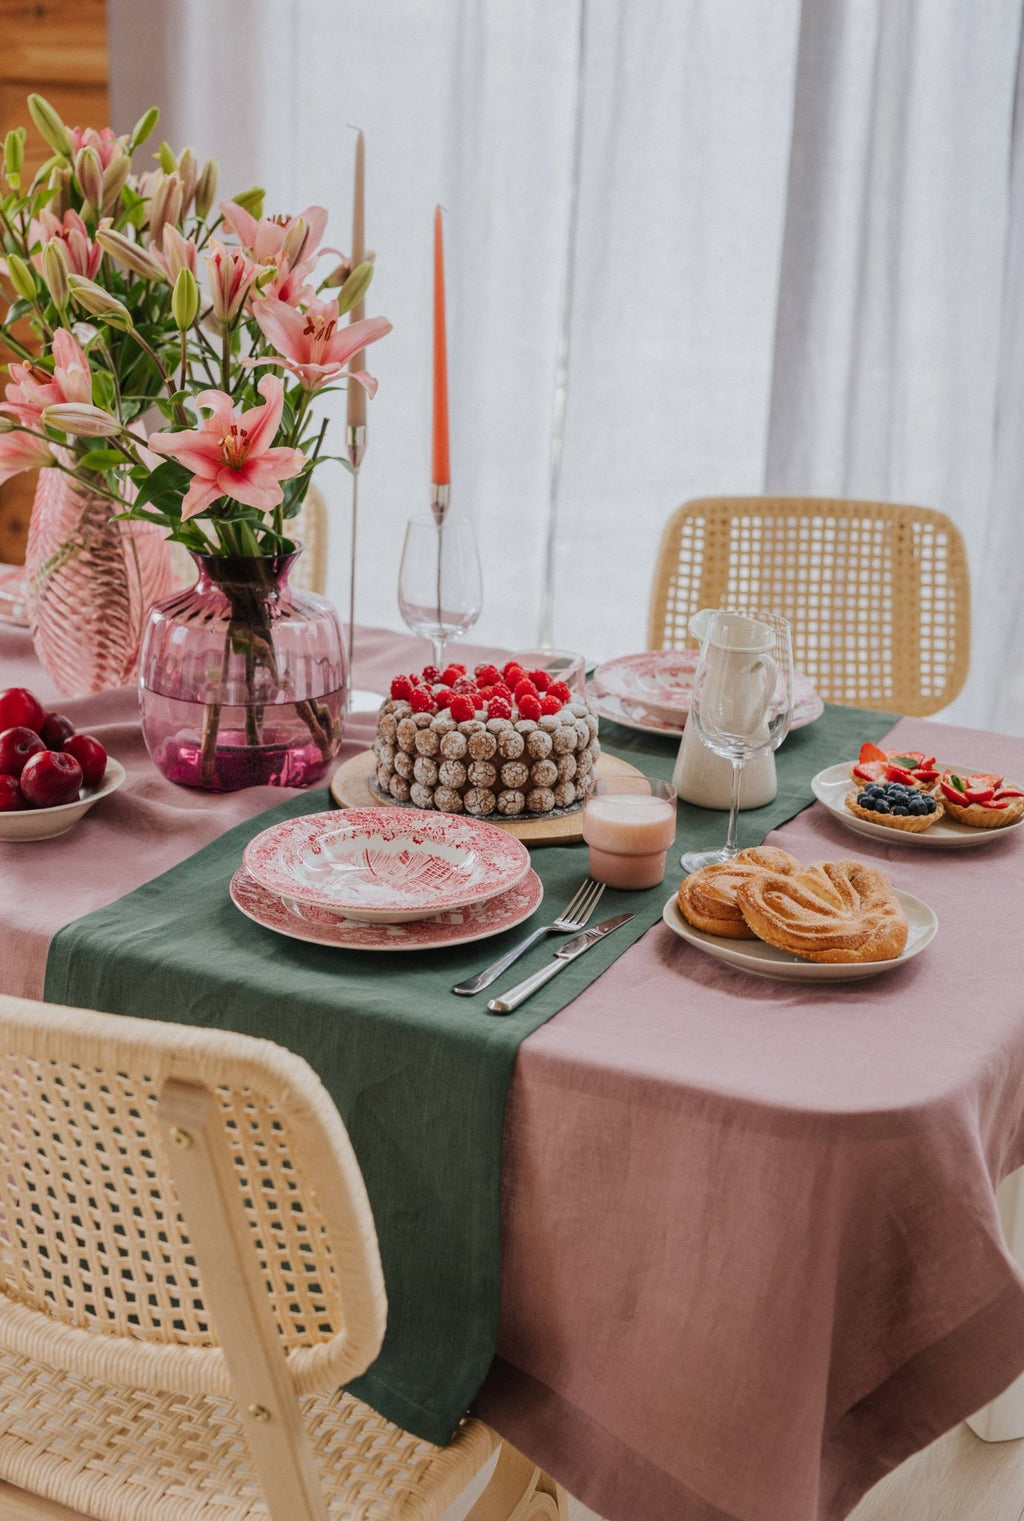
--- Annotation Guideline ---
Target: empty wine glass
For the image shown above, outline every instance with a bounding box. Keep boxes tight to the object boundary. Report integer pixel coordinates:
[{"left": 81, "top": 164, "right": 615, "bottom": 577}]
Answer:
[
  {"left": 398, "top": 514, "right": 483, "bottom": 671},
  {"left": 680, "top": 610, "right": 795, "bottom": 873}
]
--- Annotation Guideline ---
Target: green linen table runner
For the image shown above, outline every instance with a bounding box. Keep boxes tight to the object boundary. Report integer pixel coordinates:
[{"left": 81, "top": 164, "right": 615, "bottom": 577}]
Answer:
[{"left": 44, "top": 703, "right": 894, "bottom": 1443}]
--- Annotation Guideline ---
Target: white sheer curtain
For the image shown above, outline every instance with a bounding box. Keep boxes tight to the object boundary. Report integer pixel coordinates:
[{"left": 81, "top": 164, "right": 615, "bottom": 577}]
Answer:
[{"left": 108, "top": 0, "right": 1024, "bottom": 732}]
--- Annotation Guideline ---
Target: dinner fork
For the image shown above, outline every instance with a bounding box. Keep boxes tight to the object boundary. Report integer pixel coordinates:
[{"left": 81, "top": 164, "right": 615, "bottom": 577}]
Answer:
[{"left": 451, "top": 879, "right": 606, "bottom": 995}]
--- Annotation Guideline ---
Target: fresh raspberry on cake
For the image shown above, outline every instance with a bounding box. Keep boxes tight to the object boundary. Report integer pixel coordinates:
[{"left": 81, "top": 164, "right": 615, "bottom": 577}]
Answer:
[
  {"left": 409, "top": 688, "right": 436, "bottom": 713},
  {"left": 489, "top": 683, "right": 512, "bottom": 703},
  {"left": 474, "top": 663, "right": 502, "bottom": 686},
  {"left": 513, "top": 679, "right": 539, "bottom": 703},
  {"left": 540, "top": 694, "right": 563, "bottom": 716},
  {"left": 547, "top": 680, "right": 572, "bottom": 704},
  {"left": 519, "top": 694, "right": 543, "bottom": 721},
  {"left": 528, "top": 669, "right": 552, "bottom": 692},
  {"left": 390, "top": 675, "right": 414, "bottom": 701},
  {"left": 487, "top": 697, "right": 512, "bottom": 719},
  {"left": 434, "top": 687, "right": 456, "bottom": 709},
  {"left": 503, "top": 662, "right": 527, "bottom": 686},
  {"left": 421, "top": 664, "right": 441, "bottom": 685},
  {"left": 449, "top": 695, "right": 476, "bottom": 722},
  {"left": 453, "top": 676, "right": 478, "bottom": 695}
]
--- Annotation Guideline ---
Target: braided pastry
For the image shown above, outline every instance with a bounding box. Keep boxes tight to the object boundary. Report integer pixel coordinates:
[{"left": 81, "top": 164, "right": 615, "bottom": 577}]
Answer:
[
  {"left": 735, "top": 860, "right": 908, "bottom": 964},
  {"left": 677, "top": 847, "right": 802, "bottom": 939}
]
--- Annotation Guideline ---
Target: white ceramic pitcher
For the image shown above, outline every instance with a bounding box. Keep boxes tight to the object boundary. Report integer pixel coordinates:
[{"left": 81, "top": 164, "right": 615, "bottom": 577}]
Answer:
[{"left": 671, "top": 610, "right": 779, "bottom": 810}]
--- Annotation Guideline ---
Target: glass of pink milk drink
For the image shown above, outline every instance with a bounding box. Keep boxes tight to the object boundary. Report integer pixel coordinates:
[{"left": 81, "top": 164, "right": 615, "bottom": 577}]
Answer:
[{"left": 582, "top": 776, "right": 678, "bottom": 889}]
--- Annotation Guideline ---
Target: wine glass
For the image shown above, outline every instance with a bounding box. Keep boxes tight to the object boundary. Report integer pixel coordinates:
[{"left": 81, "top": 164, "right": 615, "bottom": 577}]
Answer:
[
  {"left": 680, "top": 610, "right": 795, "bottom": 873},
  {"left": 398, "top": 514, "right": 483, "bottom": 672}
]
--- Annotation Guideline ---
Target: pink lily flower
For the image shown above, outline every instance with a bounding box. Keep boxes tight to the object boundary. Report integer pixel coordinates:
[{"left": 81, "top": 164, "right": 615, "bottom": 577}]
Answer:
[
  {"left": 220, "top": 202, "right": 329, "bottom": 266},
  {"left": 0, "top": 429, "right": 55, "bottom": 484},
  {"left": 251, "top": 296, "right": 392, "bottom": 393},
  {"left": 152, "top": 225, "right": 198, "bottom": 284},
  {"left": 31, "top": 209, "right": 104, "bottom": 280},
  {"left": 69, "top": 125, "right": 126, "bottom": 170},
  {"left": 148, "top": 374, "right": 306, "bottom": 521},
  {"left": 206, "top": 241, "right": 259, "bottom": 329},
  {"left": 1, "top": 329, "right": 93, "bottom": 428}
]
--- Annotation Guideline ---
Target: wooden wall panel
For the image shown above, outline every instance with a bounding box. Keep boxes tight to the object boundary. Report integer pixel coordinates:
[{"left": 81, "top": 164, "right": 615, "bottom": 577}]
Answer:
[{"left": 0, "top": 0, "right": 109, "bottom": 563}]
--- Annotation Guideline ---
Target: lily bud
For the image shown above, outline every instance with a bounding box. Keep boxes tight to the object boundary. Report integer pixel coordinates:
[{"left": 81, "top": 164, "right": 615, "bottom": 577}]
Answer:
[
  {"left": 149, "top": 172, "right": 183, "bottom": 250},
  {"left": 43, "top": 402, "right": 122, "bottom": 438},
  {"left": 100, "top": 153, "right": 132, "bottom": 215},
  {"left": 157, "top": 140, "right": 178, "bottom": 174},
  {"left": 4, "top": 127, "right": 24, "bottom": 188},
  {"left": 47, "top": 165, "right": 72, "bottom": 218},
  {"left": 231, "top": 186, "right": 265, "bottom": 219},
  {"left": 177, "top": 146, "right": 199, "bottom": 213},
  {"left": 96, "top": 227, "right": 166, "bottom": 281},
  {"left": 67, "top": 275, "right": 134, "bottom": 329},
  {"left": 5, "top": 253, "right": 37, "bottom": 302},
  {"left": 131, "top": 106, "right": 160, "bottom": 148},
  {"left": 161, "top": 225, "right": 197, "bottom": 282},
  {"left": 27, "top": 93, "right": 72, "bottom": 158},
  {"left": 41, "top": 240, "right": 70, "bottom": 308},
  {"left": 74, "top": 145, "right": 104, "bottom": 208},
  {"left": 194, "top": 158, "right": 219, "bottom": 219},
  {"left": 171, "top": 266, "right": 200, "bottom": 330},
  {"left": 321, "top": 258, "right": 351, "bottom": 290},
  {"left": 281, "top": 216, "right": 309, "bottom": 267},
  {"left": 335, "top": 260, "right": 374, "bottom": 316}
]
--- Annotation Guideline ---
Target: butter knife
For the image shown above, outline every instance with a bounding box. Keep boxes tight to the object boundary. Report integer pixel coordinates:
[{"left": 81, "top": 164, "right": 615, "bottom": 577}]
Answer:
[{"left": 486, "top": 913, "right": 634, "bottom": 1015}]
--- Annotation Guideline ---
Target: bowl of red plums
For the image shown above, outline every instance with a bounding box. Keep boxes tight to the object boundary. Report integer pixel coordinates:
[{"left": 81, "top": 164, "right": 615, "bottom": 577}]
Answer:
[{"left": 0, "top": 685, "right": 125, "bottom": 841}]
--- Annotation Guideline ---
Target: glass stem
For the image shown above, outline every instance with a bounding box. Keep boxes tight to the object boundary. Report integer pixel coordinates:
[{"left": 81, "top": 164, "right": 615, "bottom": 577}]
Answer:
[{"left": 724, "top": 757, "right": 744, "bottom": 857}]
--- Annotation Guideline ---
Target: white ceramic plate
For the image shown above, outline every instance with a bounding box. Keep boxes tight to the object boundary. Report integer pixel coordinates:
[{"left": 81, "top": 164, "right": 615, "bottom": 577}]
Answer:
[
  {"left": 230, "top": 866, "right": 544, "bottom": 951},
  {"left": 587, "top": 680, "right": 824, "bottom": 738},
  {"left": 243, "top": 807, "right": 532, "bottom": 923},
  {"left": 811, "top": 762, "right": 1024, "bottom": 849},
  {"left": 0, "top": 758, "right": 126, "bottom": 842},
  {"left": 661, "top": 888, "right": 937, "bottom": 982}
]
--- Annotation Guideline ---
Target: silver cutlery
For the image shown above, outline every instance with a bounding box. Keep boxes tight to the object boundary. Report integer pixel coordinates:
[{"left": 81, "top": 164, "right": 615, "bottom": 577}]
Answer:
[
  {"left": 451, "top": 879, "right": 606, "bottom": 996},
  {"left": 486, "top": 913, "right": 634, "bottom": 1014}
]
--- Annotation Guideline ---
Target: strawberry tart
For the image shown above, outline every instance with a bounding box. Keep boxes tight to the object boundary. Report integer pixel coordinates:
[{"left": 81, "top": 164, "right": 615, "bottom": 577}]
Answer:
[{"left": 372, "top": 659, "right": 600, "bottom": 818}]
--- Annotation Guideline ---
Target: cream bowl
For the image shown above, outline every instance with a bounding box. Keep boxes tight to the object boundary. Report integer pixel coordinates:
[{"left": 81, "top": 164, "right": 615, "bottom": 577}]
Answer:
[{"left": 0, "top": 758, "right": 127, "bottom": 842}]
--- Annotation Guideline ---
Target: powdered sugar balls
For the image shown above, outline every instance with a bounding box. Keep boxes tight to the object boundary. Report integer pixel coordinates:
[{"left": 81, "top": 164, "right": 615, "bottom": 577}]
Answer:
[{"left": 373, "top": 659, "right": 600, "bottom": 818}]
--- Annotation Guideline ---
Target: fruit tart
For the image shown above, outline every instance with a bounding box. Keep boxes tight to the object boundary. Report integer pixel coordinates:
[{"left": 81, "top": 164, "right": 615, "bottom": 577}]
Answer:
[
  {"left": 850, "top": 741, "right": 939, "bottom": 792},
  {"left": 936, "top": 770, "right": 1024, "bottom": 829},
  {"left": 844, "top": 779, "right": 944, "bottom": 832}
]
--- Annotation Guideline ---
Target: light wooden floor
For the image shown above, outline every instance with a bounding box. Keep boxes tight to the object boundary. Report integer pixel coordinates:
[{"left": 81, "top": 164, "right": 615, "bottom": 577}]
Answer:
[{"left": 441, "top": 1425, "right": 1024, "bottom": 1521}]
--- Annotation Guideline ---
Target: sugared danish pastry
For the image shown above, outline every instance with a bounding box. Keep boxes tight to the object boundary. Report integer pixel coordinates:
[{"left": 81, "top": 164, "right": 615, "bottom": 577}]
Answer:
[
  {"left": 677, "top": 847, "right": 802, "bottom": 939},
  {"left": 735, "top": 860, "right": 908, "bottom": 964}
]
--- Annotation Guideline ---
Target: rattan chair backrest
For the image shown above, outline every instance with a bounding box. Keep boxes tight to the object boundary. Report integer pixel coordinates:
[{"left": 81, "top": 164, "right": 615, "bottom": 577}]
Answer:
[
  {"left": 0, "top": 995, "right": 386, "bottom": 1399},
  {"left": 290, "top": 484, "right": 329, "bottom": 595},
  {"left": 647, "top": 495, "right": 971, "bottom": 715}
]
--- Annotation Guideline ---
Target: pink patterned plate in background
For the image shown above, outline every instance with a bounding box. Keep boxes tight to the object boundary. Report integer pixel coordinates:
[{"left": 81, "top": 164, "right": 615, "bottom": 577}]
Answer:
[
  {"left": 590, "top": 652, "right": 823, "bottom": 732},
  {"left": 243, "top": 807, "right": 532, "bottom": 923},
  {"left": 229, "top": 866, "right": 544, "bottom": 951}
]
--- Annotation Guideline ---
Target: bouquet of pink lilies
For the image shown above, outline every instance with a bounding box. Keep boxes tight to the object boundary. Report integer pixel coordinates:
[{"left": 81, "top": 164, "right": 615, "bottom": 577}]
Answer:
[{"left": 0, "top": 93, "right": 391, "bottom": 558}]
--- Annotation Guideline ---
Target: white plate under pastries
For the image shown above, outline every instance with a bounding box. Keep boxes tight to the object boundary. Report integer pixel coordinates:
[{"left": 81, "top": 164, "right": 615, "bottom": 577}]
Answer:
[
  {"left": 811, "top": 762, "right": 1024, "bottom": 848},
  {"left": 661, "top": 889, "right": 937, "bottom": 983},
  {"left": 242, "top": 807, "right": 533, "bottom": 923}
]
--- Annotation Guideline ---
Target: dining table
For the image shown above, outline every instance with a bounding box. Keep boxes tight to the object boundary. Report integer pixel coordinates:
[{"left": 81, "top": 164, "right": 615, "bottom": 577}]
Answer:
[{"left": 4, "top": 617, "right": 1024, "bottom": 1521}]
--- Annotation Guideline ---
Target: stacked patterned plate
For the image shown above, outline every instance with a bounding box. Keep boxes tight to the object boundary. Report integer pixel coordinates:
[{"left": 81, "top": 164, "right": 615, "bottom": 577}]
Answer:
[
  {"left": 588, "top": 651, "right": 824, "bottom": 737},
  {"left": 230, "top": 807, "right": 542, "bottom": 952}
]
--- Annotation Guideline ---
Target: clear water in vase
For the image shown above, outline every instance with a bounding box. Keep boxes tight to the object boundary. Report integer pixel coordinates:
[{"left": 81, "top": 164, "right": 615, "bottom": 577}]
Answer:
[{"left": 141, "top": 688, "right": 347, "bottom": 791}]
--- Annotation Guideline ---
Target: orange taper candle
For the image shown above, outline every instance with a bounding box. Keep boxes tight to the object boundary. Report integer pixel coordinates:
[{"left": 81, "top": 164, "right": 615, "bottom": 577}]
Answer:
[
  {"left": 346, "top": 130, "right": 367, "bottom": 440},
  {"left": 431, "top": 205, "right": 450, "bottom": 486}
]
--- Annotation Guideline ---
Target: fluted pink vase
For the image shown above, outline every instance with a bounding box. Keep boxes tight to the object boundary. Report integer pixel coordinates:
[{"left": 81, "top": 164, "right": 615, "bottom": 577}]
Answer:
[{"left": 25, "top": 466, "right": 176, "bottom": 696}]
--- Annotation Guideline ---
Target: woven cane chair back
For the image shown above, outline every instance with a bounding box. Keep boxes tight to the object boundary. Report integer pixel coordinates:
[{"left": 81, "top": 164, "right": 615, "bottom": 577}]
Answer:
[
  {"left": 0, "top": 996, "right": 385, "bottom": 1399},
  {"left": 647, "top": 496, "right": 971, "bottom": 715}
]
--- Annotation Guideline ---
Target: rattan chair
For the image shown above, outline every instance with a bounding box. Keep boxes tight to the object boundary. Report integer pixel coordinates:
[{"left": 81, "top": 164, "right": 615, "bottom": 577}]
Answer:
[
  {"left": 0, "top": 995, "right": 567, "bottom": 1521},
  {"left": 647, "top": 496, "right": 971, "bottom": 715}
]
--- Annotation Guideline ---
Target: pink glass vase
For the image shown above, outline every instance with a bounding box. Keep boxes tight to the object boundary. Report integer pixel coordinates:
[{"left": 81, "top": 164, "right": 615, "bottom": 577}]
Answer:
[
  {"left": 139, "top": 550, "right": 348, "bottom": 791},
  {"left": 25, "top": 465, "right": 176, "bottom": 696}
]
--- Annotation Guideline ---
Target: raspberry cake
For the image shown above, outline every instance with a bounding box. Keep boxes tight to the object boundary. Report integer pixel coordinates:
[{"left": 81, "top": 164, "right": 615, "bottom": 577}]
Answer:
[{"left": 372, "top": 659, "right": 600, "bottom": 818}]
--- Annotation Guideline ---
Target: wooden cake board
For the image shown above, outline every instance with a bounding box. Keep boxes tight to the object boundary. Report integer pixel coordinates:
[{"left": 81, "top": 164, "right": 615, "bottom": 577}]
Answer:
[{"left": 329, "top": 749, "right": 643, "bottom": 845}]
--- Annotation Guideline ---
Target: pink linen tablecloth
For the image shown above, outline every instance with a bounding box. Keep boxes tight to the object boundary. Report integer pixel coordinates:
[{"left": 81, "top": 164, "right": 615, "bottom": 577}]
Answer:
[{"left": 4, "top": 622, "right": 1024, "bottom": 1521}]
